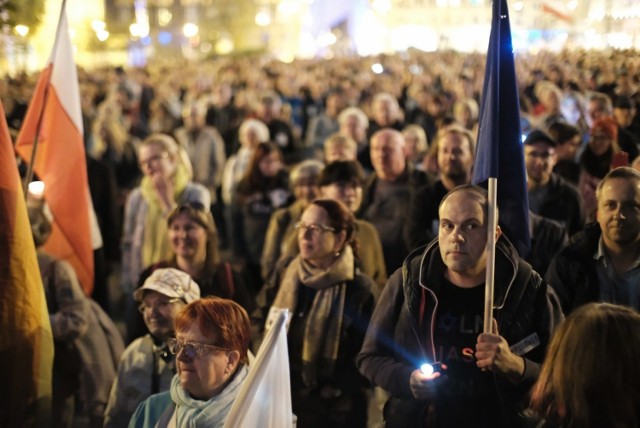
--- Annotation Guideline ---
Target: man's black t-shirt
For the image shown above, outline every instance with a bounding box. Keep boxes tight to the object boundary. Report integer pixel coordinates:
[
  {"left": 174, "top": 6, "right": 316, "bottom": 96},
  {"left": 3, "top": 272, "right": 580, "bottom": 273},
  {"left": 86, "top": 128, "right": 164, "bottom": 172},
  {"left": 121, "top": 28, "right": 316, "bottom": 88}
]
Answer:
[{"left": 431, "top": 277, "right": 505, "bottom": 427}]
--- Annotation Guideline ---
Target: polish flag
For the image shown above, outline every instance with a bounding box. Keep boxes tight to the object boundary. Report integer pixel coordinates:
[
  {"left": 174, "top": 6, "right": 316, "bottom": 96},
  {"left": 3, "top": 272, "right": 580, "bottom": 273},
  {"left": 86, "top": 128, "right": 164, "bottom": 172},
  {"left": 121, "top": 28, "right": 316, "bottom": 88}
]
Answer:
[{"left": 15, "top": 1, "right": 102, "bottom": 295}]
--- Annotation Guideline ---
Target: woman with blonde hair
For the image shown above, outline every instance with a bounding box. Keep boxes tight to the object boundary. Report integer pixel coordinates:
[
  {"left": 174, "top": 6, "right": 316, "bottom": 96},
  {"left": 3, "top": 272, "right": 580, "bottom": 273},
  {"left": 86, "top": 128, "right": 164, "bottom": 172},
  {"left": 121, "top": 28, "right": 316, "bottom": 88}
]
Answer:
[
  {"left": 531, "top": 303, "right": 640, "bottom": 428},
  {"left": 121, "top": 133, "right": 209, "bottom": 339}
]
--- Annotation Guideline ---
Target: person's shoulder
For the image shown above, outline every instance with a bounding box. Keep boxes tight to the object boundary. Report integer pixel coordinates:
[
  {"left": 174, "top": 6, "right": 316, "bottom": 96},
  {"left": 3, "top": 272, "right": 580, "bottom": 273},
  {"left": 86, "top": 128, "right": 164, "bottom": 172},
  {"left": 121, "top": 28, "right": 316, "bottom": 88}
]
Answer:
[
  {"left": 354, "top": 219, "right": 378, "bottom": 234},
  {"left": 129, "top": 391, "right": 173, "bottom": 428},
  {"left": 566, "top": 223, "right": 600, "bottom": 251},
  {"left": 126, "top": 187, "right": 144, "bottom": 205},
  {"left": 551, "top": 173, "right": 580, "bottom": 196},
  {"left": 122, "top": 335, "right": 153, "bottom": 359}
]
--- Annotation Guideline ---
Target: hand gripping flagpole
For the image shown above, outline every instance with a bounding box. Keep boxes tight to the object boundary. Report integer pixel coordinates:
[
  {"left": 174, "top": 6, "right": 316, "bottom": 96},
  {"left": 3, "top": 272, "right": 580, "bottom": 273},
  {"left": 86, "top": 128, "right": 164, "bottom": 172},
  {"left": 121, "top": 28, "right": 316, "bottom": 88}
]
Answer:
[{"left": 483, "top": 178, "right": 498, "bottom": 333}]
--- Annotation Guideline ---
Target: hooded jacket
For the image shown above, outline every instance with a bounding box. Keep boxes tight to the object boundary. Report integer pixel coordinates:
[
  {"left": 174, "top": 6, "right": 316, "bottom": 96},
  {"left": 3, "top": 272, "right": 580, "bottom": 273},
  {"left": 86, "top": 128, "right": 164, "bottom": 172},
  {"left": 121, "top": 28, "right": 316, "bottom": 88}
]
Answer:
[{"left": 356, "top": 237, "right": 563, "bottom": 427}]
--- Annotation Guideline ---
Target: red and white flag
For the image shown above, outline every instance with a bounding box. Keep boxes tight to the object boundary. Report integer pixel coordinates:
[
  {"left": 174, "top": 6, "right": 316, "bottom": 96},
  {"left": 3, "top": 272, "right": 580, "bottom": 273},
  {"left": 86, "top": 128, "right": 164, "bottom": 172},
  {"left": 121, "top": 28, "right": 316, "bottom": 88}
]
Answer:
[{"left": 15, "top": 1, "right": 102, "bottom": 295}]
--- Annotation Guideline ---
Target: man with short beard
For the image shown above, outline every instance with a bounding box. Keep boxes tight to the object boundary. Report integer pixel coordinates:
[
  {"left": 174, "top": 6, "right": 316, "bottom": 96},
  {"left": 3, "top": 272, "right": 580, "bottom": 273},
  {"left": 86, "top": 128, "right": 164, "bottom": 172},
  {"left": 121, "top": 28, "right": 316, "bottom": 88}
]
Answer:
[
  {"left": 405, "top": 125, "right": 475, "bottom": 250},
  {"left": 546, "top": 167, "right": 640, "bottom": 314}
]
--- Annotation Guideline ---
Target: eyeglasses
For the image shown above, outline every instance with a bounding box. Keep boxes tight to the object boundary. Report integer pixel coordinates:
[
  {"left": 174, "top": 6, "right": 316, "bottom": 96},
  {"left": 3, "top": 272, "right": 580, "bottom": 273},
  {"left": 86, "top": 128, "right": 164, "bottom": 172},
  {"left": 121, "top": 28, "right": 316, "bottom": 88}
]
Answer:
[
  {"left": 167, "top": 338, "right": 230, "bottom": 359},
  {"left": 138, "top": 298, "right": 182, "bottom": 314},
  {"left": 294, "top": 222, "right": 337, "bottom": 235},
  {"left": 139, "top": 152, "right": 169, "bottom": 168}
]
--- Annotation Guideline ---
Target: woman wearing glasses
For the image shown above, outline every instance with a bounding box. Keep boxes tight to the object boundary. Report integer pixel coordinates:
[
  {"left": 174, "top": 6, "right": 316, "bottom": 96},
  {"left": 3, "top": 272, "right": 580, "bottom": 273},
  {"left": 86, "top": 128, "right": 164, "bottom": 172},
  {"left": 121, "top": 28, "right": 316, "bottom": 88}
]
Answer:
[
  {"left": 263, "top": 199, "right": 376, "bottom": 427},
  {"left": 105, "top": 268, "right": 200, "bottom": 427},
  {"left": 121, "top": 133, "right": 210, "bottom": 304},
  {"left": 129, "top": 297, "right": 251, "bottom": 428}
]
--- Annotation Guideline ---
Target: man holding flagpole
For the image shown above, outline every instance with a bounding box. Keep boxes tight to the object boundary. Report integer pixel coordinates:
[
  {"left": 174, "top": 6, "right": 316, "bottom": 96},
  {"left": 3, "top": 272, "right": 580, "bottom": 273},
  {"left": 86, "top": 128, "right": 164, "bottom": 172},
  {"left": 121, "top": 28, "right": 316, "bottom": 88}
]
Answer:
[{"left": 357, "top": 185, "right": 563, "bottom": 427}]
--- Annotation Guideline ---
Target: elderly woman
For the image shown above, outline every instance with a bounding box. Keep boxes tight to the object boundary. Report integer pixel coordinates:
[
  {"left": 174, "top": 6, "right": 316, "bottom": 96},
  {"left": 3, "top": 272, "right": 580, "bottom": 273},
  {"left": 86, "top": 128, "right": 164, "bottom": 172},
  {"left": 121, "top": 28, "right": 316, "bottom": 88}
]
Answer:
[
  {"left": 221, "top": 118, "right": 270, "bottom": 208},
  {"left": 264, "top": 199, "right": 376, "bottom": 427},
  {"left": 261, "top": 159, "right": 324, "bottom": 283},
  {"left": 121, "top": 133, "right": 210, "bottom": 296},
  {"left": 105, "top": 268, "right": 200, "bottom": 427},
  {"left": 129, "top": 297, "right": 251, "bottom": 427},
  {"left": 531, "top": 303, "right": 640, "bottom": 427}
]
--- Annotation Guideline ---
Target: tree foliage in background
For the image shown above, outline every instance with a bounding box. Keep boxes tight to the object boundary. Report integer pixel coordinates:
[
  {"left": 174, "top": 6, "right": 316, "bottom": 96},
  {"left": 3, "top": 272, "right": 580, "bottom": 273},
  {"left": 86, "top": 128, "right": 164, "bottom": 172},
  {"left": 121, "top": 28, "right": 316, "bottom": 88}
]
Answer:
[{"left": 0, "top": 0, "right": 45, "bottom": 32}]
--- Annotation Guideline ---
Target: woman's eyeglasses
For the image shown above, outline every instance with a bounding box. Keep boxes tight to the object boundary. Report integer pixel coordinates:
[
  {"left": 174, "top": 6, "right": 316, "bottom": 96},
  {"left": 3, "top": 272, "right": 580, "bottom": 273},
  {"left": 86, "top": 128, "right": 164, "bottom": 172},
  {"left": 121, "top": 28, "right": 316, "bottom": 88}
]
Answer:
[
  {"left": 139, "top": 151, "right": 169, "bottom": 168},
  {"left": 294, "top": 222, "right": 337, "bottom": 235},
  {"left": 167, "top": 338, "right": 230, "bottom": 359}
]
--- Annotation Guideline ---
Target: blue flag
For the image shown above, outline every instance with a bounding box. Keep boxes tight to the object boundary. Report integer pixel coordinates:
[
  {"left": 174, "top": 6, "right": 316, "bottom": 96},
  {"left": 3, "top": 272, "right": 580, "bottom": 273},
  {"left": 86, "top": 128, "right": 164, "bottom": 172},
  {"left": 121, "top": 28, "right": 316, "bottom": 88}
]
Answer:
[{"left": 472, "top": 0, "right": 530, "bottom": 257}]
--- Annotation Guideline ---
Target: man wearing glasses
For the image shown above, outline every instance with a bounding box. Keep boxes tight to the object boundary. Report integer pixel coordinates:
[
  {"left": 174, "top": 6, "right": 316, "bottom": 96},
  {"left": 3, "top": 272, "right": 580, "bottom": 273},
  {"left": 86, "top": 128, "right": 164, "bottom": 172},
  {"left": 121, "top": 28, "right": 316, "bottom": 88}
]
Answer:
[{"left": 104, "top": 268, "right": 200, "bottom": 427}]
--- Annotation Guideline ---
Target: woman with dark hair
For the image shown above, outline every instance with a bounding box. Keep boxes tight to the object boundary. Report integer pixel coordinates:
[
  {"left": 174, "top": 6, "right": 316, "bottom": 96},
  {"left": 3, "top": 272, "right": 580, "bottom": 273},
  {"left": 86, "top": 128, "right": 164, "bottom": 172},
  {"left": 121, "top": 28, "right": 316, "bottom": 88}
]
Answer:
[
  {"left": 531, "top": 303, "right": 640, "bottom": 428},
  {"left": 263, "top": 199, "right": 376, "bottom": 427},
  {"left": 130, "top": 297, "right": 252, "bottom": 427},
  {"left": 234, "top": 142, "right": 291, "bottom": 291},
  {"left": 579, "top": 117, "right": 621, "bottom": 219}
]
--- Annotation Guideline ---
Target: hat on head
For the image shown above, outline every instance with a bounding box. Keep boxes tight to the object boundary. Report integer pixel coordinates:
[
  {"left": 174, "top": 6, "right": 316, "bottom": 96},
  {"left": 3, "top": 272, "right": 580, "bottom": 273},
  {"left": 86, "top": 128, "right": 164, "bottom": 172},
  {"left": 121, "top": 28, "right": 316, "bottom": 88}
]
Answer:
[
  {"left": 523, "top": 129, "right": 556, "bottom": 147},
  {"left": 133, "top": 268, "right": 200, "bottom": 303}
]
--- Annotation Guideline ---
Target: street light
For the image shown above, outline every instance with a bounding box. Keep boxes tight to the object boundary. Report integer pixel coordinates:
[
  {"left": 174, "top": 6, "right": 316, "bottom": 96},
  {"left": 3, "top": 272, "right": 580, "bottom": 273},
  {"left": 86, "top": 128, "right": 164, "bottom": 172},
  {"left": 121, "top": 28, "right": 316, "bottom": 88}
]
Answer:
[
  {"left": 14, "top": 25, "right": 29, "bottom": 37},
  {"left": 183, "top": 23, "right": 199, "bottom": 38},
  {"left": 96, "top": 30, "right": 110, "bottom": 42},
  {"left": 130, "top": 23, "right": 142, "bottom": 38},
  {"left": 255, "top": 11, "right": 271, "bottom": 27},
  {"left": 91, "top": 20, "right": 106, "bottom": 33}
]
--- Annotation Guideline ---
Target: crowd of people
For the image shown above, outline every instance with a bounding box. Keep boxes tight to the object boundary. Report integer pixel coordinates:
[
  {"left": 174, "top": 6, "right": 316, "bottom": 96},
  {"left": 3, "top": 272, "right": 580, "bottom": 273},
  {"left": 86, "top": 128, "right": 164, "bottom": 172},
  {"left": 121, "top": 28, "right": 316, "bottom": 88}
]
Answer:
[{"left": 6, "top": 47, "right": 640, "bottom": 427}]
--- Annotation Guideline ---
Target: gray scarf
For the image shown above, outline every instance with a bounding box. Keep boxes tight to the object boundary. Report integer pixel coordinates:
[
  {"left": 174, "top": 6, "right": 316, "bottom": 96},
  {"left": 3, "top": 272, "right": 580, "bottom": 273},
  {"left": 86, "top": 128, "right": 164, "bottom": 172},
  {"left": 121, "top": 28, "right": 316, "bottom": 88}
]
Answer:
[{"left": 271, "top": 246, "right": 354, "bottom": 388}]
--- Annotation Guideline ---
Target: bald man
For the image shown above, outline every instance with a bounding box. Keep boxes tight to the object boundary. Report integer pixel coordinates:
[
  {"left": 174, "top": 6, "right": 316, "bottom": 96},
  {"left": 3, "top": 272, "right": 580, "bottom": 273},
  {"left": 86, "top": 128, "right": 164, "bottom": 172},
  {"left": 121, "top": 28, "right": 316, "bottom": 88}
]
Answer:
[{"left": 358, "top": 128, "right": 433, "bottom": 274}]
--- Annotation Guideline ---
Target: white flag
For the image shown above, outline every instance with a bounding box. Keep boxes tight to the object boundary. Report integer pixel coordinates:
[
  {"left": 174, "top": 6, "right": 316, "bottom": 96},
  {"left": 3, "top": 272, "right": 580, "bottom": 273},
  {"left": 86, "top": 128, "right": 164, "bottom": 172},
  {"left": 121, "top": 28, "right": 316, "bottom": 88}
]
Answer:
[{"left": 224, "top": 309, "right": 293, "bottom": 428}]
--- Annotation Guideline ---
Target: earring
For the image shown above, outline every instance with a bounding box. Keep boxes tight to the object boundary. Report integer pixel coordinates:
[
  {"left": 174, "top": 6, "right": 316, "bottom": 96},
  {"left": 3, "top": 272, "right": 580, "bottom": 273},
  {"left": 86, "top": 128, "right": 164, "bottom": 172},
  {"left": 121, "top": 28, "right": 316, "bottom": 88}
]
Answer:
[{"left": 334, "top": 251, "right": 340, "bottom": 257}]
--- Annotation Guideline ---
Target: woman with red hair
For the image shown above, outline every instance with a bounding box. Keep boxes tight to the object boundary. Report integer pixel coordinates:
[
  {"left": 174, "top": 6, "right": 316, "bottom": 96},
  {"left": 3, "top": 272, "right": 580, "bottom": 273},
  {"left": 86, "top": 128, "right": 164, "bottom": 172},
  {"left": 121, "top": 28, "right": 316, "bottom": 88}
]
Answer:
[
  {"left": 130, "top": 297, "right": 251, "bottom": 427},
  {"left": 578, "top": 117, "right": 621, "bottom": 220}
]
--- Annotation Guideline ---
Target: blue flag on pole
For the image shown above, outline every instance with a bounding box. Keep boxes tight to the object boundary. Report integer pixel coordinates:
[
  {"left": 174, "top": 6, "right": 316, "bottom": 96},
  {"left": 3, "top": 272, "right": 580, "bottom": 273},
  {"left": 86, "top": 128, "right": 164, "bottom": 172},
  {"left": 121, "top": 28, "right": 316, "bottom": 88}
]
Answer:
[{"left": 472, "top": 0, "right": 530, "bottom": 257}]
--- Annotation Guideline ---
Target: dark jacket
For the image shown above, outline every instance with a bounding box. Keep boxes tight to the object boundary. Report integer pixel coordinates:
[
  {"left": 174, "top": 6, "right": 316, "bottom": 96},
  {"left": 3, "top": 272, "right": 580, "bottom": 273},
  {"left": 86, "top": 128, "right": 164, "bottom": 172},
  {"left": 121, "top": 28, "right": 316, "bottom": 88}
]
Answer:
[
  {"left": 527, "top": 212, "right": 569, "bottom": 278},
  {"left": 533, "top": 173, "right": 584, "bottom": 237},
  {"left": 356, "top": 237, "right": 563, "bottom": 428},
  {"left": 544, "top": 223, "right": 602, "bottom": 314},
  {"left": 358, "top": 166, "right": 435, "bottom": 274}
]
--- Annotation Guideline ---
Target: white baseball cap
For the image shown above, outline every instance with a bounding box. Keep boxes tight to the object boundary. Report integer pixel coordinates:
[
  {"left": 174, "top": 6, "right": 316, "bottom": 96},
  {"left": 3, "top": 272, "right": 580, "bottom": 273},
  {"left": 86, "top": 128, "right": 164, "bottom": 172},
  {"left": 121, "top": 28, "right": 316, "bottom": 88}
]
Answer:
[{"left": 133, "top": 268, "right": 200, "bottom": 303}]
